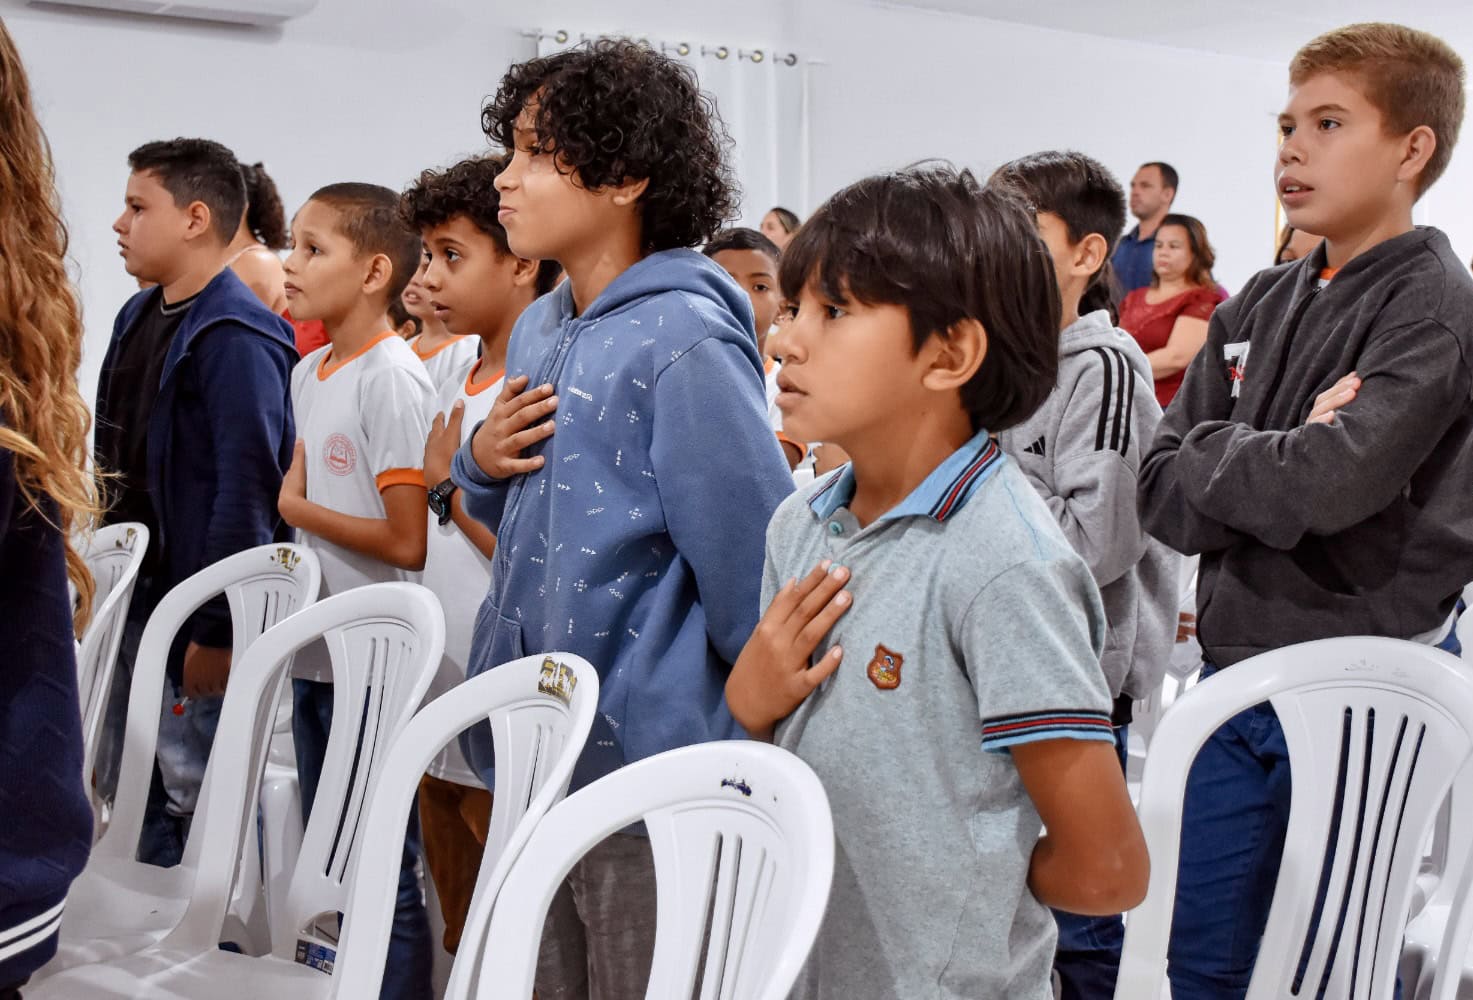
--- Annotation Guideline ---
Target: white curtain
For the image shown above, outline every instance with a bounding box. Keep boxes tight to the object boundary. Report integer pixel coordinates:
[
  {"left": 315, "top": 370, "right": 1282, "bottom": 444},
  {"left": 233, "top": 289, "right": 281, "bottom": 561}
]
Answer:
[{"left": 534, "top": 32, "right": 809, "bottom": 229}]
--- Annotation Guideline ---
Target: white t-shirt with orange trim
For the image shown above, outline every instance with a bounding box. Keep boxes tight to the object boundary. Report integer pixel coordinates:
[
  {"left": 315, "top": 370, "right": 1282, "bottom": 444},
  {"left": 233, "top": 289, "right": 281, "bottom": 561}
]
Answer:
[
  {"left": 410, "top": 333, "right": 480, "bottom": 395},
  {"left": 764, "top": 357, "right": 808, "bottom": 463},
  {"left": 420, "top": 355, "right": 504, "bottom": 785},
  {"left": 290, "top": 330, "right": 435, "bottom": 681}
]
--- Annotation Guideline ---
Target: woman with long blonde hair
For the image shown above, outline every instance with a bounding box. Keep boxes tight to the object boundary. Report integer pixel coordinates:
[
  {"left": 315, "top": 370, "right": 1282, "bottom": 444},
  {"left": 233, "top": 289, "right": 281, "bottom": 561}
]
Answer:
[{"left": 0, "top": 18, "right": 100, "bottom": 997}]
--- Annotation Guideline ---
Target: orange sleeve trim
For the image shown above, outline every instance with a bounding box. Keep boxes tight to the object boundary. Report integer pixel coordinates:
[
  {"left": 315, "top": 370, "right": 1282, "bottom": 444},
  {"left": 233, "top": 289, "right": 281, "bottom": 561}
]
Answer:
[
  {"left": 776, "top": 431, "right": 808, "bottom": 460},
  {"left": 465, "top": 362, "right": 507, "bottom": 397},
  {"left": 412, "top": 334, "right": 473, "bottom": 361},
  {"left": 318, "top": 330, "right": 398, "bottom": 381},
  {"left": 376, "top": 467, "right": 427, "bottom": 491}
]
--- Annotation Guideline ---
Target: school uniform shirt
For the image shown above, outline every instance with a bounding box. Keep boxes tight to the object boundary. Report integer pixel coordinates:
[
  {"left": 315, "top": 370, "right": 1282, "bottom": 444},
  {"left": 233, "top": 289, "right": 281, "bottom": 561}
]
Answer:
[
  {"left": 770, "top": 432, "right": 1113, "bottom": 1000},
  {"left": 420, "top": 356, "right": 502, "bottom": 786},
  {"left": 410, "top": 334, "right": 480, "bottom": 396},
  {"left": 289, "top": 331, "right": 434, "bottom": 681},
  {"left": 1140, "top": 228, "right": 1473, "bottom": 668}
]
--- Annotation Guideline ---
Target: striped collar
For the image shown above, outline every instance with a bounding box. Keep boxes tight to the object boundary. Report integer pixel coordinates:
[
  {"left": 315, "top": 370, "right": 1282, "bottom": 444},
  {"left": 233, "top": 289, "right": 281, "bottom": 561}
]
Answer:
[{"left": 807, "top": 431, "right": 1004, "bottom": 524}]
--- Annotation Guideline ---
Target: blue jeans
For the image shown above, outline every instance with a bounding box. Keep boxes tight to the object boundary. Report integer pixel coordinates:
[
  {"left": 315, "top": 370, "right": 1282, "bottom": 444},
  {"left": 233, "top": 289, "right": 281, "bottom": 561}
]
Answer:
[
  {"left": 1167, "top": 626, "right": 1460, "bottom": 999},
  {"left": 293, "top": 680, "right": 432, "bottom": 1000},
  {"left": 106, "top": 616, "right": 224, "bottom": 868},
  {"left": 1053, "top": 726, "right": 1129, "bottom": 1000}
]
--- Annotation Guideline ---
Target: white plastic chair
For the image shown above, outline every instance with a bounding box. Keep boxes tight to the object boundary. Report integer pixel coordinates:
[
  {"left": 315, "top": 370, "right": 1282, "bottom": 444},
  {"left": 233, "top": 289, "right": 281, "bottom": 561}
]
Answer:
[
  {"left": 27, "top": 582, "right": 445, "bottom": 1000},
  {"left": 1115, "top": 636, "right": 1473, "bottom": 1000},
  {"left": 475, "top": 740, "right": 834, "bottom": 1000},
  {"left": 76, "top": 522, "right": 148, "bottom": 802},
  {"left": 1400, "top": 761, "right": 1473, "bottom": 998},
  {"left": 337, "top": 651, "right": 599, "bottom": 999},
  {"left": 37, "top": 543, "right": 321, "bottom": 979}
]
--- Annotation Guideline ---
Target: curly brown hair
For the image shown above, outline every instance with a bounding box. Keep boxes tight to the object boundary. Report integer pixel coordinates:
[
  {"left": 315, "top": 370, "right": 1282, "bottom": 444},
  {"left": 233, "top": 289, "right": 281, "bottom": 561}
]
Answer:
[
  {"left": 400, "top": 154, "right": 563, "bottom": 296},
  {"left": 0, "top": 20, "right": 102, "bottom": 631},
  {"left": 240, "top": 161, "right": 288, "bottom": 250},
  {"left": 481, "top": 38, "right": 738, "bottom": 252}
]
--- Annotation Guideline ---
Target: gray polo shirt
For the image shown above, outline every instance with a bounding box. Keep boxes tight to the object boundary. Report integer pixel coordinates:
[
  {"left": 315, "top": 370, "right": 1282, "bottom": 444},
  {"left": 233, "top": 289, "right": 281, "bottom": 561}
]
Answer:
[{"left": 769, "top": 431, "right": 1113, "bottom": 1000}]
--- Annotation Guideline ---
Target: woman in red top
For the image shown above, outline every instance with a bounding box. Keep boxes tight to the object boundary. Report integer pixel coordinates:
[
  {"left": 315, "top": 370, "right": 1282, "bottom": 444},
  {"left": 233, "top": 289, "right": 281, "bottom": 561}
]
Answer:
[{"left": 1119, "top": 213, "right": 1220, "bottom": 408}]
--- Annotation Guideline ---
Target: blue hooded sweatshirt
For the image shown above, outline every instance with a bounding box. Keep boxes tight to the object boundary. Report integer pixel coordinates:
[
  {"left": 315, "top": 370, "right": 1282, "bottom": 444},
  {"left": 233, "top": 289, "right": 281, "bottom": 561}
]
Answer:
[
  {"left": 451, "top": 249, "right": 794, "bottom": 791},
  {"left": 96, "top": 269, "right": 297, "bottom": 666}
]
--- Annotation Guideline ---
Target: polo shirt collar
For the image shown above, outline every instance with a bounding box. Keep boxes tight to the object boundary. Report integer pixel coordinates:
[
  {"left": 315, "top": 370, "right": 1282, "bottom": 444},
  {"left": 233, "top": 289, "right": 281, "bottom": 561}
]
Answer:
[{"left": 807, "top": 430, "right": 1004, "bottom": 524}]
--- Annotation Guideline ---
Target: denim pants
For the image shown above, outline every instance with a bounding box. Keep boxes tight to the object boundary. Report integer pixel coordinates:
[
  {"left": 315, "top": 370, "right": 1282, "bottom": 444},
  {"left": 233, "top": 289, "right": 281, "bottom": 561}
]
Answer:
[
  {"left": 293, "top": 679, "right": 432, "bottom": 1000},
  {"left": 105, "top": 616, "right": 224, "bottom": 868},
  {"left": 1052, "top": 726, "right": 1129, "bottom": 1000},
  {"left": 1167, "top": 625, "right": 1461, "bottom": 999}
]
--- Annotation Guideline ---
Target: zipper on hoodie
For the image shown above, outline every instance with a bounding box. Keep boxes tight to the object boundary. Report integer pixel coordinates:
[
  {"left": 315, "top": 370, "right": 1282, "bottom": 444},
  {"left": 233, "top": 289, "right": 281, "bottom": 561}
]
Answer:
[
  {"left": 1258, "top": 280, "right": 1324, "bottom": 417},
  {"left": 495, "top": 316, "right": 586, "bottom": 591}
]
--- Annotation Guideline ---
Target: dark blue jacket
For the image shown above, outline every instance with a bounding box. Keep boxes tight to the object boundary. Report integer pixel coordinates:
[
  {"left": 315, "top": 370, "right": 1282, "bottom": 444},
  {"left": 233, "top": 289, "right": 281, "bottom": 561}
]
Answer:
[
  {"left": 96, "top": 269, "right": 296, "bottom": 653},
  {"left": 0, "top": 448, "right": 92, "bottom": 987}
]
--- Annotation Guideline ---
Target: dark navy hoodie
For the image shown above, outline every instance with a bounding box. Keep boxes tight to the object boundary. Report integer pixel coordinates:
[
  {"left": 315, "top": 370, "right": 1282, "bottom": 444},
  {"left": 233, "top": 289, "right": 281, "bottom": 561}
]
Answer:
[
  {"left": 0, "top": 450, "right": 92, "bottom": 987},
  {"left": 96, "top": 268, "right": 296, "bottom": 665}
]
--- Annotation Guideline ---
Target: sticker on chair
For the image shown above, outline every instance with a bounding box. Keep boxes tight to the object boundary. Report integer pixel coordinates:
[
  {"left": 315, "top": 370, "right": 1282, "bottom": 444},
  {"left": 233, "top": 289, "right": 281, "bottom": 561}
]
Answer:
[{"left": 538, "top": 657, "right": 577, "bottom": 704}]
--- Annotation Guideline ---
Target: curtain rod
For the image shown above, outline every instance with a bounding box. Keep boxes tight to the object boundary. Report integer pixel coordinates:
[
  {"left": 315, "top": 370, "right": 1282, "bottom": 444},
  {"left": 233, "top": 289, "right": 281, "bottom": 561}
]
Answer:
[{"left": 521, "top": 28, "right": 800, "bottom": 66}]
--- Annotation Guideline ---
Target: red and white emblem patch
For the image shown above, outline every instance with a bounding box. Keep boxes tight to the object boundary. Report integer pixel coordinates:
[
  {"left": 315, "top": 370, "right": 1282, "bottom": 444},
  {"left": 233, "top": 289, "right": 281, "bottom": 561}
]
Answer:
[{"left": 323, "top": 433, "right": 357, "bottom": 476}]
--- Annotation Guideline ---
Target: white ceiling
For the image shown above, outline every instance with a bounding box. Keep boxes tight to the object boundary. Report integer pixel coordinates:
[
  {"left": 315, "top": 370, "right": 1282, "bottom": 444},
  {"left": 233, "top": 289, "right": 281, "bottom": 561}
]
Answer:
[{"left": 871, "top": 0, "right": 1473, "bottom": 65}]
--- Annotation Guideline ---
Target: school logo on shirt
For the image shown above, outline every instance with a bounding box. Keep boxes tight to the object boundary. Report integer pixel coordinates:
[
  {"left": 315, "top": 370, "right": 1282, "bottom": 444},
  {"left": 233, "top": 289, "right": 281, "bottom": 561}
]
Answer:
[
  {"left": 867, "top": 644, "right": 904, "bottom": 690},
  {"left": 1224, "top": 342, "right": 1251, "bottom": 399},
  {"left": 323, "top": 433, "right": 357, "bottom": 476}
]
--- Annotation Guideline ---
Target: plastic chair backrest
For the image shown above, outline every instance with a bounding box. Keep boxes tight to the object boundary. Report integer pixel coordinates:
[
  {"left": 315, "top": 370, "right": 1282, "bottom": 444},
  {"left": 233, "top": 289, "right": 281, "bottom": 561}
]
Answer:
[
  {"left": 155, "top": 582, "right": 443, "bottom": 959},
  {"left": 99, "top": 544, "right": 321, "bottom": 864},
  {"left": 76, "top": 523, "right": 148, "bottom": 779},
  {"left": 273, "top": 582, "right": 443, "bottom": 960},
  {"left": 477, "top": 741, "right": 834, "bottom": 1000},
  {"left": 1115, "top": 637, "right": 1473, "bottom": 1000},
  {"left": 330, "top": 652, "right": 599, "bottom": 999}
]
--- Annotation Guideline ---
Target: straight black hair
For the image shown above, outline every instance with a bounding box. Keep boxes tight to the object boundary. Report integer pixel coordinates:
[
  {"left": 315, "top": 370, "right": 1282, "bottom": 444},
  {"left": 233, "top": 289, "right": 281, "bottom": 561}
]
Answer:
[
  {"left": 779, "top": 164, "right": 1060, "bottom": 434},
  {"left": 991, "top": 150, "right": 1127, "bottom": 323},
  {"left": 703, "top": 227, "right": 781, "bottom": 263},
  {"left": 128, "top": 138, "right": 244, "bottom": 244}
]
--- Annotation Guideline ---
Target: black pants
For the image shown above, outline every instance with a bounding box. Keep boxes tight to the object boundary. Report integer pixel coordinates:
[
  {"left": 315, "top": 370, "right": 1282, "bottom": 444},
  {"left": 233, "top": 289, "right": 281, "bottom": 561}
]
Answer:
[{"left": 2, "top": 981, "right": 26, "bottom": 1000}]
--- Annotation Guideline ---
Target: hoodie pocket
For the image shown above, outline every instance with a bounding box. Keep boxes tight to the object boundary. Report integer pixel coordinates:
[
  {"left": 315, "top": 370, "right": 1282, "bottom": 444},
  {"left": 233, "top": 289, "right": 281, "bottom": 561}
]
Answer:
[{"left": 489, "top": 612, "right": 526, "bottom": 665}]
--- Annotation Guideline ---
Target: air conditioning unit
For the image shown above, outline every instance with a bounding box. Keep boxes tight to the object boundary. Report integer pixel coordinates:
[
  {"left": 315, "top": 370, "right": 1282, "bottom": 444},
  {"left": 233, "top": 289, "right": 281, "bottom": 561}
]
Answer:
[{"left": 28, "top": 0, "right": 318, "bottom": 26}]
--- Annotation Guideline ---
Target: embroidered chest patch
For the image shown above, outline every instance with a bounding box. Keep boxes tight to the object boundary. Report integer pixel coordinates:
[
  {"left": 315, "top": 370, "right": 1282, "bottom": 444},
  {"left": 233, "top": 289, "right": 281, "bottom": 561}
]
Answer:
[
  {"left": 1223, "top": 341, "right": 1251, "bottom": 399},
  {"left": 867, "top": 644, "right": 904, "bottom": 690}
]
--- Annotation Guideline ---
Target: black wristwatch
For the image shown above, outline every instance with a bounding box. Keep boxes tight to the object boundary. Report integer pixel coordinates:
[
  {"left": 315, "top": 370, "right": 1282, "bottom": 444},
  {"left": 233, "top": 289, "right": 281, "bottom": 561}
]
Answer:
[{"left": 427, "top": 478, "right": 458, "bottom": 526}]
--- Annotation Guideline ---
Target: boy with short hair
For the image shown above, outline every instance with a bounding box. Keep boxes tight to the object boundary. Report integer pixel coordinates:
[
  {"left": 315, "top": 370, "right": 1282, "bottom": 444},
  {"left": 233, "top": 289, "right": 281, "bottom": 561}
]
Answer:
[
  {"left": 400, "top": 154, "right": 561, "bottom": 955},
  {"left": 725, "top": 165, "right": 1149, "bottom": 1000},
  {"left": 402, "top": 251, "right": 480, "bottom": 392},
  {"left": 991, "top": 150, "right": 1179, "bottom": 1000},
  {"left": 277, "top": 182, "right": 435, "bottom": 1000},
  {"left": 1138, "top": 23, "right": 1473, "bottom": 997},
  {"left": 97, "top": 137, "right": 296, "bottom": 866},
  {"left": 452, "top": 39, "right": 794, "bottom": 994},
  {"left": 704, "top": 227, "right": 806, "bottom": 468}
]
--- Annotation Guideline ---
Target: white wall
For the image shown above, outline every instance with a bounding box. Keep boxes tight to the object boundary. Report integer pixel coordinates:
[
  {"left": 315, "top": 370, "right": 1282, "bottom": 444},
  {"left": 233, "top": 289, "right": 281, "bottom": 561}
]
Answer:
[{"left": 6, "top": 0, "right": 1470, "bottom": 411}]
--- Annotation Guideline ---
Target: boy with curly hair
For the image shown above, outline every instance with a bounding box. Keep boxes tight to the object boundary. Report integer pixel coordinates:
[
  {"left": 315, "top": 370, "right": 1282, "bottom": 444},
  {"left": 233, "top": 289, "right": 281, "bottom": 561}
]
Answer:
[
  {"left": 450, "top": 39, "right": 793, "bottom": 994},
  {"left": 399, "top": 153, "right": 560, "bottom": 954}
]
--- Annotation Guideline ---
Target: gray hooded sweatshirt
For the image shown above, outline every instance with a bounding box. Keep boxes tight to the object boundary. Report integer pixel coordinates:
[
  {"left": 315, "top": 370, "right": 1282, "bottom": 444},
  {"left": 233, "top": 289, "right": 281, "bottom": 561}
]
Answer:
[{"left": 997, "top": 309, "right": 1180, "bottom": 702}]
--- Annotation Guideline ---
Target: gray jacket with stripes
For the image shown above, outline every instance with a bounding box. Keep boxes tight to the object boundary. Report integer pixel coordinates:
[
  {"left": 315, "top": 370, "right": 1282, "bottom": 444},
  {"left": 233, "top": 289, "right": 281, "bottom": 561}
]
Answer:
[{"left": 997, "top": 309, "right": 1179, "bottom": 703}]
